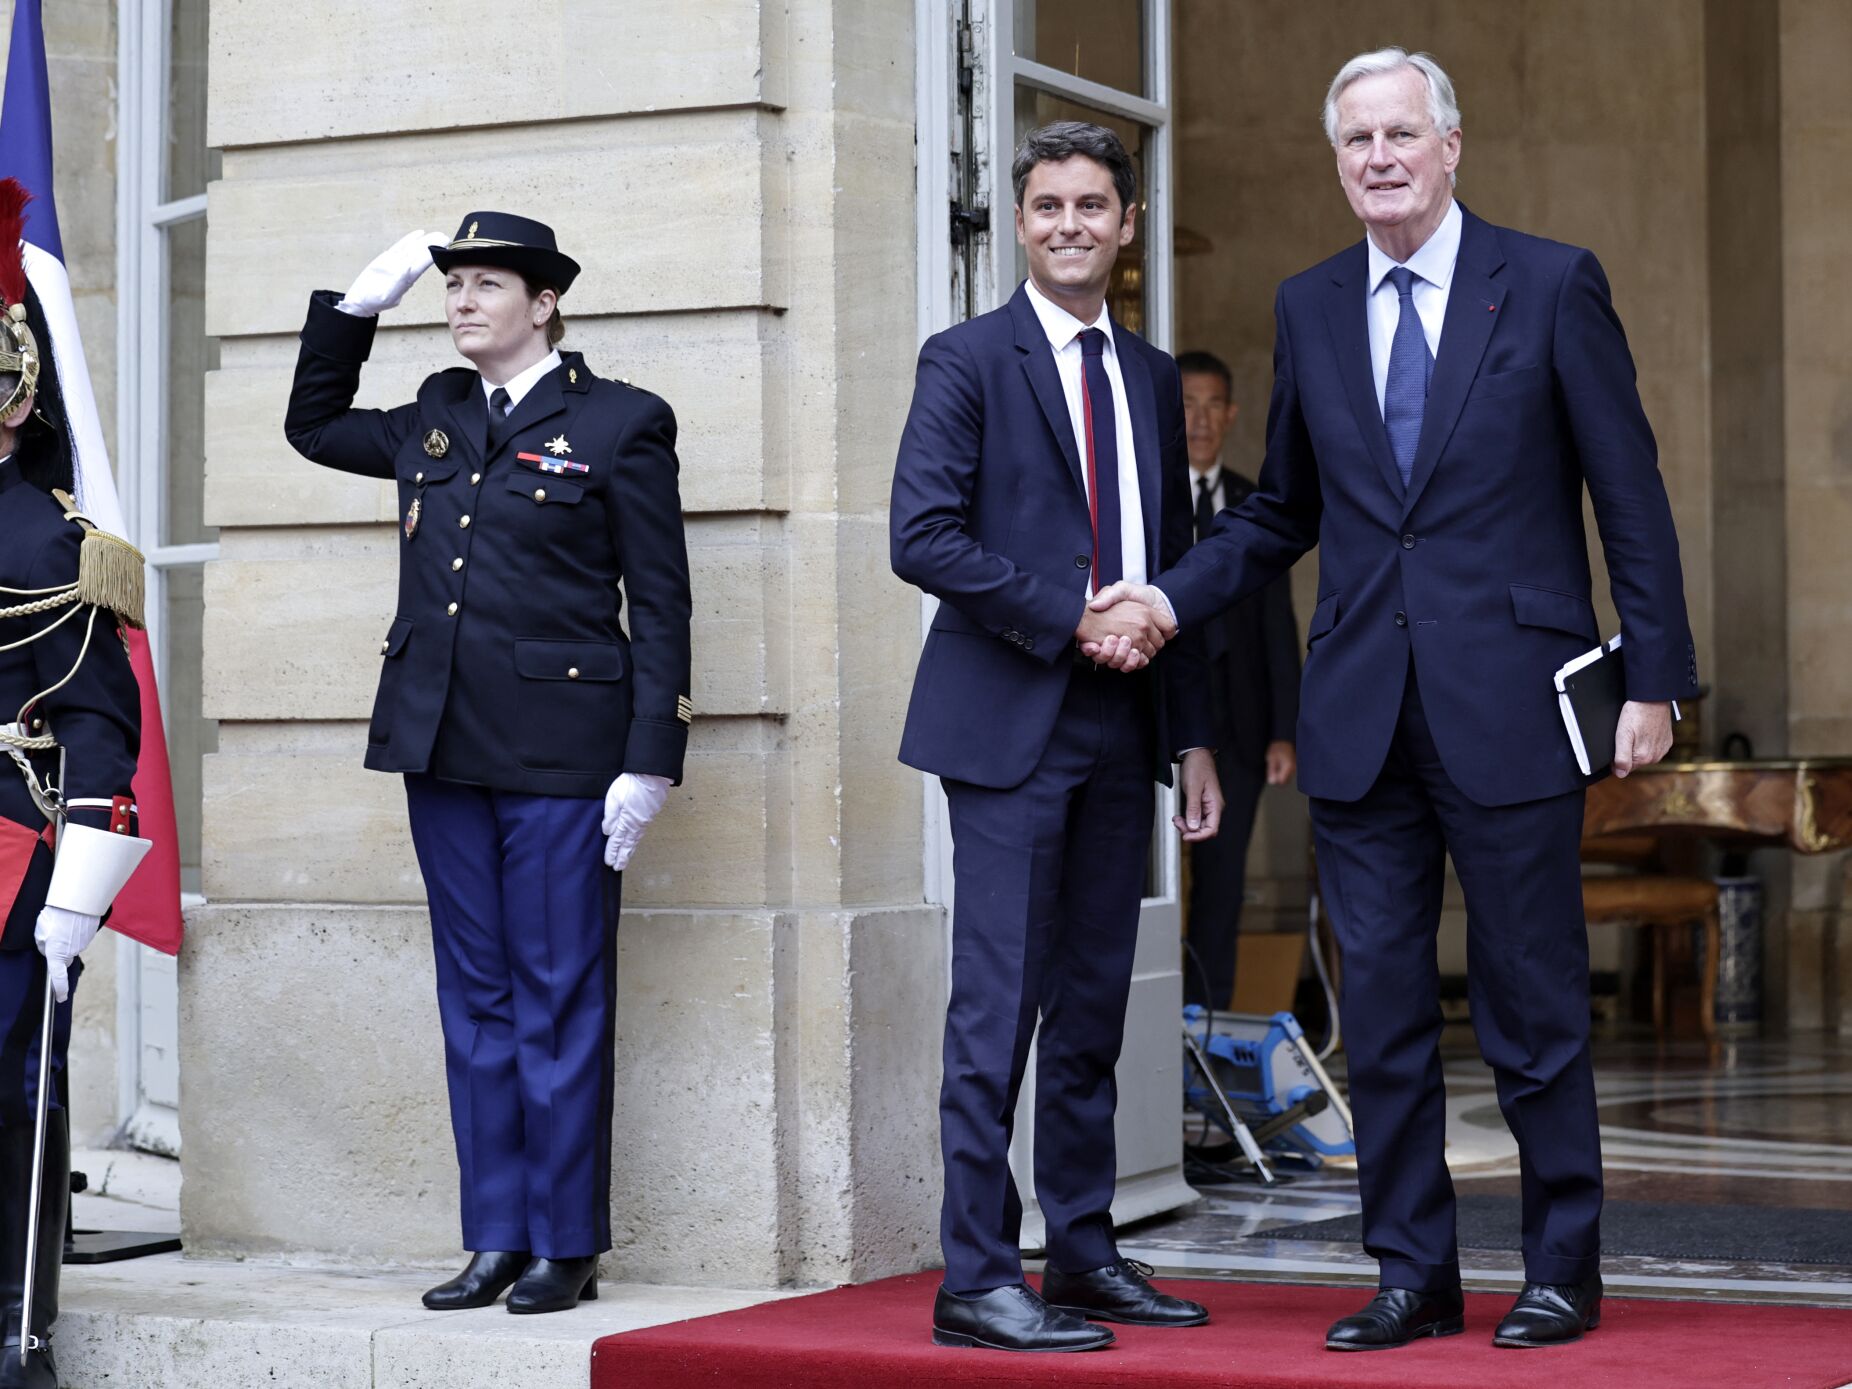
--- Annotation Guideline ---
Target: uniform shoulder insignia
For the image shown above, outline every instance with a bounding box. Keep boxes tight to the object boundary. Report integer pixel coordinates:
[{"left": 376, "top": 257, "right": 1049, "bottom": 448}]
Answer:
[{"left": 52, "top": 489, "right": 147, "bottom": 630}]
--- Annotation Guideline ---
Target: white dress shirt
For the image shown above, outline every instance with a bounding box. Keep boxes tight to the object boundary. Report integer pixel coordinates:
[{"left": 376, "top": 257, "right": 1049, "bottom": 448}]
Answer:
[
  {"left": 1023, "top": 278, "right": 1147, "bottom": 594},
  {"left": 482, "top": 348, "right": 563, "bottom": 413},
  {"left": 1366, "top": 198, "right": 1462, "bottom": 415}
]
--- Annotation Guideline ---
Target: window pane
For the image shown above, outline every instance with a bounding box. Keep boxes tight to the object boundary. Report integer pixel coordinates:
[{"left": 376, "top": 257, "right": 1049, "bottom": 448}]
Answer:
[
  {"left": 161, "top": 564, "right": 217, "bottom": 897},
  {"left": 165, "top": 215, "right": 217, "bottom": 546},
  {"left": 167, "top": 0, "right": 218, "bottom": 200},
  {"left": 1014, "top": 0, "right": 1145, "bottom": 96},
  {"left": 1013, "top": 90, "right": 1151, "bottom": 336}
]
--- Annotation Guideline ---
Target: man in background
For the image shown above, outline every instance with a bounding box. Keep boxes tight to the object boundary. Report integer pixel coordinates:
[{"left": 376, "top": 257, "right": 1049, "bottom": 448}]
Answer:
[{"left": 1176, "top": 351, "right": 1299, "bottom": 1012}]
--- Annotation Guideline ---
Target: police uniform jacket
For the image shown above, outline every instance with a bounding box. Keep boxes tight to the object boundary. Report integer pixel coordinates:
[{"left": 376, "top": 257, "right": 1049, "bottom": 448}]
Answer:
[
  {"left": 284, "top": 293, "right": 693, "bottom": 799},
  {"left": 0, "top": 459, "right": 142, "bottom": 947}
]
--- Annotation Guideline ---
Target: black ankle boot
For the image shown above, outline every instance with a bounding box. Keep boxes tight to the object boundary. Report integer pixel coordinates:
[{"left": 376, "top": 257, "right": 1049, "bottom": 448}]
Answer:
[
  {"left": 1, "top": 1110, "right": 69, "bottom": 1389},
  {"left": 422, "top": 1250, "right": 533, "bottom": 1310},
  {"left": 506, "top": 1256, "right": 598, "bottom": 1314}
]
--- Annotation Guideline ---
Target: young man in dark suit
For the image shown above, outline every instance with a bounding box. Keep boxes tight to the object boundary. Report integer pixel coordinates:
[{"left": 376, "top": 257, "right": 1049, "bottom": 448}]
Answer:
[
  {"left": 1091, "top": 50, "right": 1697, "bottom": 1351},
  {"left": 1175, "top": 351, "right": 1300, "bottom": 1011},
  {"left": 891, "top": 122, "right": 1221, "bottom": 1353}
]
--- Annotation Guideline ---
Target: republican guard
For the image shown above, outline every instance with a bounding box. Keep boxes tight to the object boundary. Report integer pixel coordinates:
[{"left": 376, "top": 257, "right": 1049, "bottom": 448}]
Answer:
[
  {"left": 0, "top": 181, "right": 150, "bottom": 1389},
  {"left": 285, "top": 213, "right": 693, "bottom": 1314}
]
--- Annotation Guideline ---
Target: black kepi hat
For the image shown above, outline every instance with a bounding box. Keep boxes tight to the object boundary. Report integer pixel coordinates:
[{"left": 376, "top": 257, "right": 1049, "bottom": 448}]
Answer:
[{"left": 429, "top": 211, "right": 581, "bottom": 294}]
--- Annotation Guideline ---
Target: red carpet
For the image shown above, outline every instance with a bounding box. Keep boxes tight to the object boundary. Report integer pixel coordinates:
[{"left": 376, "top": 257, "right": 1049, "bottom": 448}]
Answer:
[{"left": 592, "top": 1273, "right": 1852, "bottom": 1388}]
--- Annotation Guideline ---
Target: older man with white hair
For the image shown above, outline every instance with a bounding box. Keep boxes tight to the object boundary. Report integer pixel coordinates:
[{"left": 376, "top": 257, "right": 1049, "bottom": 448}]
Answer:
[{"left": 1091, "top": 47, "right": 1697, "bottom": 1350}]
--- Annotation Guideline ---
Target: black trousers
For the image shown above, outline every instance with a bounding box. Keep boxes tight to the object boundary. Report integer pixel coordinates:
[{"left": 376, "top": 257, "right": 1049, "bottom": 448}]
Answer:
[
  {"left": 1183, "top": 751, "right": 1265, "bottom": 1009},
  {"left": 1310, "top": 672, "right": 1599, "bottom": 1292}
]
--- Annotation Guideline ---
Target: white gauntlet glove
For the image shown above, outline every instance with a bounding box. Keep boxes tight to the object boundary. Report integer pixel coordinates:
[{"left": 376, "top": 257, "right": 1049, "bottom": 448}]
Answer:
[
  {"left": 336, "top": 229, "right": 436, "bottom": 317},
  {"left": 35, "top": 906, "right": 101, "bottom": 1004},
  {"left": 601, "top": 773, "right": 672, "bottom": 872}
]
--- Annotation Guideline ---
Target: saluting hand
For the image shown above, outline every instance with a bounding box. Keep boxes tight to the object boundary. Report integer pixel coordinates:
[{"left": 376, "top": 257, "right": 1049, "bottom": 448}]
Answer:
[{"left": 336, "top": 229, "right": 437, "bottom": 317}]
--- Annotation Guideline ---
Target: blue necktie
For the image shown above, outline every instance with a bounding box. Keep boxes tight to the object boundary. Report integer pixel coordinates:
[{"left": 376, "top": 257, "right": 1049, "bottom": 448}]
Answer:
[
  {"left": 1077, "top": 328, "right": 1123, "bottom": 590},
  {"left": 1383, "top": 266, "right": 1433, "bottom": 489}
]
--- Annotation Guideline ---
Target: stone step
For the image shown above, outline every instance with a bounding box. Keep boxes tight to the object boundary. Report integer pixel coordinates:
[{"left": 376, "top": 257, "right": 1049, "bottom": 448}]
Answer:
[{"left": 58, "top": 1254, "right": 789, "bottom": 1389}]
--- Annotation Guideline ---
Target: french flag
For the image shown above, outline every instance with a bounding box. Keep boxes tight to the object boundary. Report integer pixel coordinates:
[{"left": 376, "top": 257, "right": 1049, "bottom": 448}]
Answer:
[{"left": 1, "top": 0, "right": 184, "bottom": 955}]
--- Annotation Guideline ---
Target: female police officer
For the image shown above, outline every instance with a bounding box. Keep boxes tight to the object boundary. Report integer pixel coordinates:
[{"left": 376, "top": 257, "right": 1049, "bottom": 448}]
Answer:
[{"left": 284, "top": 214, "right": 692, "bottom": 1314}]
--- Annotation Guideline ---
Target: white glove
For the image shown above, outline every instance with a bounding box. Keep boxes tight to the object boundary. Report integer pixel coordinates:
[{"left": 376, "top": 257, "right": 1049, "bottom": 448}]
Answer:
[
  {"left": 601, "top": 773, "right": 672, "bottom": 872},
  {"left": 35, "top": 905, "right": 101, "bottom": 1004},
  {"left": 335, "top": 229, "right": 436, "bottom": 316}
]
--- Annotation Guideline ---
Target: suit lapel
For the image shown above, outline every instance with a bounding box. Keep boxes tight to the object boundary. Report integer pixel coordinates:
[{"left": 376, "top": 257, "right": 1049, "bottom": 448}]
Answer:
[
  {"left": 1401, "top": 211, "right": 1507, "bottom": 518},
  {"left": 1322, "top": 244, "right": 1405, "bottom": 504},
  {"left": 436, "top": 373, "right": 489, "bottom": 470},
  {"left": 1116, "top": 329, "right": 1162, "bottom": 567},
  {"left": 1010, "top": 286, "right": 1087, "bottom": 499}
]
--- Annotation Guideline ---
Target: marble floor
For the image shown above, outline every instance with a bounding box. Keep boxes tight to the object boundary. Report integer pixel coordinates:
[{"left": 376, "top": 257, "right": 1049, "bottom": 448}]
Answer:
[{"left": 1109, "top": 1028, "right": 1852, "bottom": 1308}]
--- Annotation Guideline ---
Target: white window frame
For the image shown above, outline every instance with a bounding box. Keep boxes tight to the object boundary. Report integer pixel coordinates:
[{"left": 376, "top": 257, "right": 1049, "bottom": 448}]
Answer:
[{"left": 113, "top": 0, "right": 215, "bottom": 1153}]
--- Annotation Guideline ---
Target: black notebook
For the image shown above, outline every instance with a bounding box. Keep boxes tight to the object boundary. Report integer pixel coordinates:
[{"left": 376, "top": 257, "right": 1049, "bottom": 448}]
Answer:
[
  {"left": 1555, "top": 636, "right": 1626, "bottom": 777},
  {"left": 1554, "top": 635, "right": 1681, "bottom": 776}
]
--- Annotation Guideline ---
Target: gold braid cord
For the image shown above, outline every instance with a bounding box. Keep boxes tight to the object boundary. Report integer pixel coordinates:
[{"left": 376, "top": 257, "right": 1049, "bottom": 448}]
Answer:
[{"left": 0, "top": 499, "right": 145, "bottom": 819}]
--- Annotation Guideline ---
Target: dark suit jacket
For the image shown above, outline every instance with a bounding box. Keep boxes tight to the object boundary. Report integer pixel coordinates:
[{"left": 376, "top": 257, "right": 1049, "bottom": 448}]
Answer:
[
  {"left": 891, "top": 284, "right": 1211, "bottom": 790},
  {"left": 284, "top": 292, "right": 693, "bottom": 797},
  {"left": 0, "top": 462, "right": 142, "bottom": 946},
  {"left": 1159, "top": 207, "right": 1698, "bottom": 808},
  {"left": 1196, "top": 469, "right": 1299, "bottom": 771}
]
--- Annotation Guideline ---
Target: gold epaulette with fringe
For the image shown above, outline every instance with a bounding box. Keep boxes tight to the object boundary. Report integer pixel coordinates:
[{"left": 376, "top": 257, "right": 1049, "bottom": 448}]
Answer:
[{"left": 51, "top": 488, "right": 147, "bottom": 630}]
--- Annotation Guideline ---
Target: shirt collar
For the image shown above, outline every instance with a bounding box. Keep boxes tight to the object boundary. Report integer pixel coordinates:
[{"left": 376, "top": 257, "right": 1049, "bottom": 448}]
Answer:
[
  {"left": 482, "top": 349, "right": 563, "bottom": 410},
  {"left": 1193, "top": 459, "right": 1223, "bottom": 494},
  {"left": 1366, "top": 198, "right": 1462, "bottom": 295},
  {"left": 1024, "top": 277, "right": 1115, "bottom": 354}
]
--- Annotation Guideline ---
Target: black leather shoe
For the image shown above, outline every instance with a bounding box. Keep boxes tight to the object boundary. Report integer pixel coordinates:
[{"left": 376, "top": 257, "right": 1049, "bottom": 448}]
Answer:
[
  {"left": 1326, "top": 1286, "right": 1465, "bottom": 1351},
  {"left": 932, "top": 1284, "right": 1115, "bottom": 1352},
  {"left": 506, "top": 1256, "right": 599, "bottom": 1314},
  {"left": 1, "top": 1110, "right": 68, "bottom": 1387},
  {"left": 1493, "top": 1274, "right": 1601, "bottom": 1347},
  {"left": 421, "top": 1251, "right": 532, "bottom": 1310},
  {"left": 1042, "top": 1258, "right": 1208, "bottom": 1327}
]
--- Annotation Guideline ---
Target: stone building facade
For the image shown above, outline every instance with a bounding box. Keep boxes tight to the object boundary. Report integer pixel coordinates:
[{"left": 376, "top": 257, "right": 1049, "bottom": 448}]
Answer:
[{"left": 9, "top": 0, "right": 1852, "bottom": 1292}]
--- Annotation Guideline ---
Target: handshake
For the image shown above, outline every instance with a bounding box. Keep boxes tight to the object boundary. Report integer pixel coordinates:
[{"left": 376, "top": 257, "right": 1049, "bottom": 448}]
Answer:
[{"left": 1075, "top": 582, "right": 1175, "bottom": 672}]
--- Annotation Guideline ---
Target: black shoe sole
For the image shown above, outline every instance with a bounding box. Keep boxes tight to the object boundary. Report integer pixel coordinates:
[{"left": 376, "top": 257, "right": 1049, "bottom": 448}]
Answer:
[
  {"left": 1326, "top": 1316, "right": 1465, "bottom": 1351},
  {"left": 1045, "top": 1301, "right": 1210, "bottom": 1328},
  {"left": 1493, "top": 1312, "right": 1599, "bottom": 1349},
  {"left": 422, "top": 1291, "right": 508, "bottom": 1310},
  {"left": 932, "top": 1328, "right": 1114, "bottom": 1352},
  {"left": 507, "top": 1281, "right": 598, "bottom": 1315}
]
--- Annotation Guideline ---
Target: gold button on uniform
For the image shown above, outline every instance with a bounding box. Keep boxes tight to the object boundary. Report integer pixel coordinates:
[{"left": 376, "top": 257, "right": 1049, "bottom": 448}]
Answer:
[
  {"left": 451, "top": 557, "right": 464, "bottom": 571},
  {"left": 568, "top": 667, "right": 580, "bottom": 680},
  {"left": 534, "top": 488, "right": 547, "bottom": 502},
  {"left": 446, "top": 602, "right": 459, "bottom": 616},
  {"left": 459, "top": 514, "right": 471, "bottom": 528}
]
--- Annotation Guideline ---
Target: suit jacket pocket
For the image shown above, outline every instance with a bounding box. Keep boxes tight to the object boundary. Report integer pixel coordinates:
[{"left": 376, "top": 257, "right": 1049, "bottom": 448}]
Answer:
[
  {"left": 1470, "top": 363, "right": 1546, "bottom": 402},
  {"left": 513, "top": 637, "right": 627, "bottom": 681},
  {"left": 1305, "top": 590, "right": 1341, "bottom": 650},
  {"left": 369, "top": 617, "right": 414, "bottom": 746},
  {"left": 504, "top": 473, "right": 586, "bottom": 507},
  {"left": 1509, "top": 583, "right": 1598, "bottom": 641}
]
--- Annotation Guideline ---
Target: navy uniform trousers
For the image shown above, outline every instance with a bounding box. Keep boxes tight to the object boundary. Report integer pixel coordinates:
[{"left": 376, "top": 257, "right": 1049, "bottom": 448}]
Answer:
[
  {"left": 0, "top": 954, "right": 78, "bottom": 1126},
  {"left": 404, "top": 775, "right": 618, "bottom": 1260},
  {"left": 938, "top": 665, "right": 1154, "bottom": 1295},
  {"left": 1311, "top": 671, "right": 1598, "bottom": 1293}
]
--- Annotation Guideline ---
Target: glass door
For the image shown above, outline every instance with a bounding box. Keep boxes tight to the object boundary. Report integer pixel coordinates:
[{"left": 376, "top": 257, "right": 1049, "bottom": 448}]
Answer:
[{"left": 919, "top": 0, "right": 1193, "bottom": 1255}]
